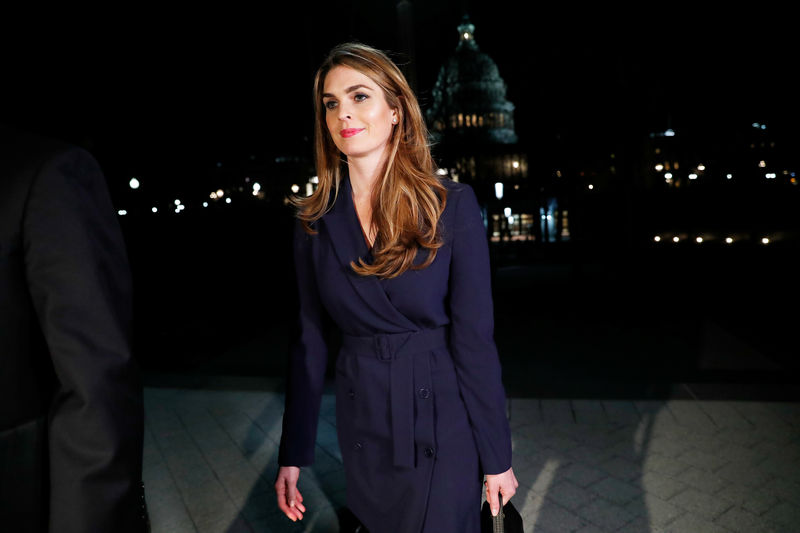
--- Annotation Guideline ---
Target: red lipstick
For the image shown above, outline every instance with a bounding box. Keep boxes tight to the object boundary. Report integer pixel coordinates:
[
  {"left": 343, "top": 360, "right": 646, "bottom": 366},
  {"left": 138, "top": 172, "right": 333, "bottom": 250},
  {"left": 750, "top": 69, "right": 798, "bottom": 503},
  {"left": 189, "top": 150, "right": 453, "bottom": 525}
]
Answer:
[{"left": 341, "top": 128, "right": 365, "bottom": 138}]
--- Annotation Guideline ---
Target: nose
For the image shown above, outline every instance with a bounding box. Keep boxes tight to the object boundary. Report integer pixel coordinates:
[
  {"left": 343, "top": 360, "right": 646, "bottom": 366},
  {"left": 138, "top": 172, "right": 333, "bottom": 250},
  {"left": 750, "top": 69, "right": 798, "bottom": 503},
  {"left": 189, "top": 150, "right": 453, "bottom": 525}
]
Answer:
[{"left": 338, "top": 102, "right": 352, "bottom": 121}]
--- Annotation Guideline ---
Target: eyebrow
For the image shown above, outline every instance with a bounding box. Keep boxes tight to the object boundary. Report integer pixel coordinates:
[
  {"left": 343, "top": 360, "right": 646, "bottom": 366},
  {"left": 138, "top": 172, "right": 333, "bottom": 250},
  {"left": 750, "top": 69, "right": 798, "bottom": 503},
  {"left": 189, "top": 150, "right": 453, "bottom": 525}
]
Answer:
[{"left": 322, "top": 84, "right": 373, "bottom": 99}]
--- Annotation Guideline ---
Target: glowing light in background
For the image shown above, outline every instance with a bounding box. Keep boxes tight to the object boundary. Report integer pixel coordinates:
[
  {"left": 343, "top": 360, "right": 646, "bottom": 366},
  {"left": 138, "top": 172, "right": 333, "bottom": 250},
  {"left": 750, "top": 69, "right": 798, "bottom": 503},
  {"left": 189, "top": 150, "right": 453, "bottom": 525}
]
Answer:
[
  {"left": 654, "top": 236, "right": 661, "bottom": 242},
  {"left": 118, "top": 210, "right": 127, "bottom": 216},
  {"left": 217, "top": 189, "right": 224, "bottom": 197},
  {"left": 725, "top": 237, "right": 733, "bottom": 244},
  {"left": 673, "top": 236, "right": 680, "bottom": 243},
  {"left": 696, "top": 237, "right": 703, "bottom": 243},
  {"left": 761, "top": 237, "right": 770, "bottom": 245},
  {"left": 226, "top": 198, "right": 232, "bottom": 204},
  {"left": 655, "top": 164, "right": 664, "bottom": 171},
  {"left": 503, "top": 207, "right": 512, "bottom": 218},
  {"left": 202, "top": 202, "right": 208, "bottom": 208},
  {"left": 588, "top": 184, "right": 594, "bottom": 190},
  {"left": 151, "top": 207, "right": 158, "bottom": 213},
  {"left": 495, "top": 182, "right": 504, "bottom": 200},
  {"left": 129, "top": 178, "right": 140, "bottom": 189},
  {"left": 512, "top": 161, "right": 519, "bottom": 169},
  {"left": 291, "top": 184, "right": 300, "bottom": 193},
  {"left": 758, "top": 161, "right": 766, "bottom": 168},
  {"left": 689, "top": 173, "right": 698, "bottom": 180},
  {"left": 726, "top": 174, "right": 733, "bottom": 179}
]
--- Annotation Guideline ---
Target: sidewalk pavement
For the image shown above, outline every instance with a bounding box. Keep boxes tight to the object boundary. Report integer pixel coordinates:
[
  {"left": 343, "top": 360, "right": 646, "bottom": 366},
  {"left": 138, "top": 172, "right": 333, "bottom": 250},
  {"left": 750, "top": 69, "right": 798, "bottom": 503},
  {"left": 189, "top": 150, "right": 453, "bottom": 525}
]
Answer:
[{"left": 142, "top": 378, "right": 800, "bottom": 533}]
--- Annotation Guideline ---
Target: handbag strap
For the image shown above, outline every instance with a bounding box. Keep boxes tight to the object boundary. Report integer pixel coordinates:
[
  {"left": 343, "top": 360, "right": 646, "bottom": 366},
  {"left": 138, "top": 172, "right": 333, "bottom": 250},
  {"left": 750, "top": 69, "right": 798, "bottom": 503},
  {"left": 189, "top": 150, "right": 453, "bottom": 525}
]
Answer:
[{"left": 493, "top": 494, "right": 505, "bottom": 533}]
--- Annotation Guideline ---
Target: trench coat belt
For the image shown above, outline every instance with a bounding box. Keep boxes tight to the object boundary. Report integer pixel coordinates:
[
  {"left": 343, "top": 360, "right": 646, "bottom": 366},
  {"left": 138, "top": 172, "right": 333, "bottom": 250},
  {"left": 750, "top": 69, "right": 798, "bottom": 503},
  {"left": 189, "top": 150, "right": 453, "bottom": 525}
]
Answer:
[{"left": 340, "top": 326, "right": 449, "bottom": 468}]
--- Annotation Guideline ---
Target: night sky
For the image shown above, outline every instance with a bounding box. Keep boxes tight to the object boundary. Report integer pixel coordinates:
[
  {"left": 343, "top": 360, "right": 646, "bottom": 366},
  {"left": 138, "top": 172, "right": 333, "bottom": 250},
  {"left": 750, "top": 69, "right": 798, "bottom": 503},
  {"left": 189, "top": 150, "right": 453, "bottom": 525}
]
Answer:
[{"left": 3, "top": 2, "right": 794, "bottom": 187}]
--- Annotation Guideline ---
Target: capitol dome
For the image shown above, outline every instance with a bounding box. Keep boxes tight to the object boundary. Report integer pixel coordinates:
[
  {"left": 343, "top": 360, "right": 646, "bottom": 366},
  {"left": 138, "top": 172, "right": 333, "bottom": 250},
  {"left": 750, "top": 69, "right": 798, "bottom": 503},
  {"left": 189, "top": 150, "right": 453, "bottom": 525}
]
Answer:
[{"left": 426, "top": 15, "right": 518, "bottom": 145}]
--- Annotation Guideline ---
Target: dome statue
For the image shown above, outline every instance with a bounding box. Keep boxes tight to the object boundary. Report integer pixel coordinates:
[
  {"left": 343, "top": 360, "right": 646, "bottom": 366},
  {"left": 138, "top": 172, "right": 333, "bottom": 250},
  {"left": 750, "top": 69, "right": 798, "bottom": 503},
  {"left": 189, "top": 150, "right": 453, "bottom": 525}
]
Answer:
[{"left": 426, "top": 15, "right": 518, "bottom": 145}]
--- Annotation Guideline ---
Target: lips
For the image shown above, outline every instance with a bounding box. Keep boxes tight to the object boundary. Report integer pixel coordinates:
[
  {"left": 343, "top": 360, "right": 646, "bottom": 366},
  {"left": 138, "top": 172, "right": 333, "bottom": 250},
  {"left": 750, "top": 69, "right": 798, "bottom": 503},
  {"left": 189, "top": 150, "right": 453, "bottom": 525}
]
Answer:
[{"left": 341, "top": 128, "right": 365, "bottom": 138}]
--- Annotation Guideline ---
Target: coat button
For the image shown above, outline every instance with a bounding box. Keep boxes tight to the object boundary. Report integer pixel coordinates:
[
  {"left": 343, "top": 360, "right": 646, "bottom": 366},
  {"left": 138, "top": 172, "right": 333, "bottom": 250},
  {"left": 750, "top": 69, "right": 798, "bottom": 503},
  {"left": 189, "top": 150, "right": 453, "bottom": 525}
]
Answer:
[
  {"left": 418, "top": 387, "right": 430, "bottom": 399},
  {"left": 348, "top": 389, "right": 356, "bottom": 399},
  {"left": 424, "top": 447, "right": 434, "bottom": 458},
  {"left": 354, "top": 441, "right": 363, "bottom": 451}
]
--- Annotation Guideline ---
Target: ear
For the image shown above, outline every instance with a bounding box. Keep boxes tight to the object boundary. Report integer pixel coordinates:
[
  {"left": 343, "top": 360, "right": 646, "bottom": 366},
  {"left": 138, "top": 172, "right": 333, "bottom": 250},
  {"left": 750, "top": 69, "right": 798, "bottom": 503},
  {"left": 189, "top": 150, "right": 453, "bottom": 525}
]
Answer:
[{"left": 391, "top": 110, "right": 399, "bottom": 124}]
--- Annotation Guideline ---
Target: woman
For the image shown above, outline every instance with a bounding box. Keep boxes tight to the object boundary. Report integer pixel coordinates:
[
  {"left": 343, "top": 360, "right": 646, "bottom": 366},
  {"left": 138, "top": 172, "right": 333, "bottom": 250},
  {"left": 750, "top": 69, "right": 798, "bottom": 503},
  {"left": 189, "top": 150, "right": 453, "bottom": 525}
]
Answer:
[{"left": 274, "top": 42, "right": 518, "bottom": 533}]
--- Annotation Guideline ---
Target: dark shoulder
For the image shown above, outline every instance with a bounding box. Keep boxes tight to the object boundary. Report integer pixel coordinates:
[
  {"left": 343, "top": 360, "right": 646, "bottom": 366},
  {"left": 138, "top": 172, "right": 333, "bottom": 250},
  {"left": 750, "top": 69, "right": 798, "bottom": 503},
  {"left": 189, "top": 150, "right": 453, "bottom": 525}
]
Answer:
[{"left": 437, "top": 177, "right": 478, "bottom": 216}]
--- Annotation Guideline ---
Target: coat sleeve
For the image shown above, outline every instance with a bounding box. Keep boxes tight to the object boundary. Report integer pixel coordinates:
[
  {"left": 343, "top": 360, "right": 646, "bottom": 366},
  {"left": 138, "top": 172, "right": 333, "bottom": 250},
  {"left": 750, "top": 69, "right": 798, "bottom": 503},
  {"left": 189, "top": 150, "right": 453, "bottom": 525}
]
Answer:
[
  {"left": 278, "top": 218, "right": 329, "bottom": 467},
  {"left": 22, "top": 146, "right": 146, "bottom": 533},
  {"left": 448, "top": 183, "right": 512, "bottom": 475}
]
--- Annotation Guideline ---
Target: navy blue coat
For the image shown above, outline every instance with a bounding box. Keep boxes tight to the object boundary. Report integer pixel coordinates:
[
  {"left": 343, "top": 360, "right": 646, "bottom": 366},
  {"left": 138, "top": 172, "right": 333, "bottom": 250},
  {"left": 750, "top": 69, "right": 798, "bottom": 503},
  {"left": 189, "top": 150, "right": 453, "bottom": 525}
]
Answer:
[{"left": 278, "top": 171, "right": 512, "bottom": 533}]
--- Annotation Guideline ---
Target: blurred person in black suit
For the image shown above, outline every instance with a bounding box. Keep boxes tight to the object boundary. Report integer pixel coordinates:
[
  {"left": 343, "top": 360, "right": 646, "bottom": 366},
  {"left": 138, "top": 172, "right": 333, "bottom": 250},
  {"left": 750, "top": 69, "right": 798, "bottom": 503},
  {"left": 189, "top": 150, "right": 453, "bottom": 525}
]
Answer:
[{"left": 0, "top": 125, "right": 148, "bottom": 532}]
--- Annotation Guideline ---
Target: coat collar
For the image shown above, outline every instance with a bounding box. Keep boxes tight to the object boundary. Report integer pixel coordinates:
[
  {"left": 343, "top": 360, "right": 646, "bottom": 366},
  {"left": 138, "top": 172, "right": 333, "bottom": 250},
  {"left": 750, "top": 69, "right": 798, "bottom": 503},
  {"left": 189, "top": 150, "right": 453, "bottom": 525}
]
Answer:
[{"left": 321, "top": 166, "right": 418, "bottom": 331}]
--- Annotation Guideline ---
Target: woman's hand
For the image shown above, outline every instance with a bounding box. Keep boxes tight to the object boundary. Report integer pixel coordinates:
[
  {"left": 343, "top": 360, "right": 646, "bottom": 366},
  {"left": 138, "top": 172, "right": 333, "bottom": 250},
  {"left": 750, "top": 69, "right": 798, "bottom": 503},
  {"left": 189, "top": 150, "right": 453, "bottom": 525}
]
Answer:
[
  {"left": 275, "top": 466, "right": 307, "bottom": 522},
  {"left": 484, "top": 467, "right": 519, "bottom": 517}
]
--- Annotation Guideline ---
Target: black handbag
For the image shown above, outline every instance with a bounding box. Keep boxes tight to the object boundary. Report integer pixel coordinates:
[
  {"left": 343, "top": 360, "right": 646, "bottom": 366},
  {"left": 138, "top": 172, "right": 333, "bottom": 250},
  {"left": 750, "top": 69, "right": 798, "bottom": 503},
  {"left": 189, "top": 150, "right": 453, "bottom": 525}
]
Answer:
[{"left": 481, "top": 494, "right": 524, "bottom": 533}]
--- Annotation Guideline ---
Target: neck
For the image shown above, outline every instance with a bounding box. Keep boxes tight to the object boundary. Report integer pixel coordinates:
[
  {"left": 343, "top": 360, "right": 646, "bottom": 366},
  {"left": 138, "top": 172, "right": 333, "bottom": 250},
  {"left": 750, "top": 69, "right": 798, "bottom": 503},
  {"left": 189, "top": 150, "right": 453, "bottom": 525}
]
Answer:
[{"left": 346, "top": 148, "right": 389, "bottom": 200}]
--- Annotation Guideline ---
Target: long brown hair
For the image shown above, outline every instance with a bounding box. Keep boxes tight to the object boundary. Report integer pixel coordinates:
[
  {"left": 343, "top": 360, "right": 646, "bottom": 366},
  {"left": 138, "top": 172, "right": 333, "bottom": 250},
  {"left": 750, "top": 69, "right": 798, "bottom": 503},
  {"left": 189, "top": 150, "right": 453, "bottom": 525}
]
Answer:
[{"left": 291, "top": 42, "right": 447, "bottom": 279}]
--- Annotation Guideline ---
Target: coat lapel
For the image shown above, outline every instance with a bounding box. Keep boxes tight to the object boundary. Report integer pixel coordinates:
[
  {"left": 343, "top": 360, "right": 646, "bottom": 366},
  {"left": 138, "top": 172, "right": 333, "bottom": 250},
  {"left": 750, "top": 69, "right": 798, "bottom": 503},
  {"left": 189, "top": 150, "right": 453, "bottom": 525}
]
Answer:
[{"left": 321, "top": 171, "right": 417, "bottom": 331}]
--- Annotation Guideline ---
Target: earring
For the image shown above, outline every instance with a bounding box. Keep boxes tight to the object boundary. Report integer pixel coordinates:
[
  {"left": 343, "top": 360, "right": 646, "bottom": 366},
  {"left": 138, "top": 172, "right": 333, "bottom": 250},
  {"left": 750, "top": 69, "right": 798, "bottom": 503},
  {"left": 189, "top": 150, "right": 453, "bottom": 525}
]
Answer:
[{"left": 392, "top": 118, "right": 397, "bottom": 124}]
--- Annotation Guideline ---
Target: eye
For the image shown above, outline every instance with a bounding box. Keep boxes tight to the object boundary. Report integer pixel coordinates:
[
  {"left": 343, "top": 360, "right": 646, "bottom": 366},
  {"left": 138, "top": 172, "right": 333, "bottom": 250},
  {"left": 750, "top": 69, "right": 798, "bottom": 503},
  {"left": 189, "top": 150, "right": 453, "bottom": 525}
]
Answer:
[
  {"left": 354, "top": 93, "right": 369, "bottom": 102},
  {"left": 324, "top": 100, "right": 337, "bottom": 110}
]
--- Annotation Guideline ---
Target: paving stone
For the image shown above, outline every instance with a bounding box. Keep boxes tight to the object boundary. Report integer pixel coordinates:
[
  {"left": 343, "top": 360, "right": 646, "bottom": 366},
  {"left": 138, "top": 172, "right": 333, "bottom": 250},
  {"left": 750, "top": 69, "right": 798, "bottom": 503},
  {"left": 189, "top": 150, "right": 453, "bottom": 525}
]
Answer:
[
  {"left": 575, "top": 498, "right": 635, "bottom": 531},
  {"left": 666, "top": 400, "right": 719, "bottom": 431},
  {"left": 763, "top": 476, "right": 800, "bottom": 503},
  {"left": 560, "top": 462, "right": 608, "bottom": 488},
  {"left": 601, "top": 400, "right": 641, "bottom": 426},
  {"left": 715, "top": 505, "right": 778, "bottom": 533},
  {"left": 670, "top": 487, "right": 735, "bottom": 521},
  {"left": 616, "top": 516, "right": 666, "bottom": 533},
  {"left": 715, "top": 482, "right": 780, "bottom": 516},
  {"left": 587, "top": 476, "right": 641, "bottom": 505},
  {"left": 643, "top": 451, "right": 692, "bottom": 478},
  {"left": 645, "top": 436, "right": 693, "bottom": 458},
  {"left": 715, "top": 460, "right": 774, "bottom": 488},
  {"left": 596, "top": 455, "right": 643, "bottom": 482},
  {"left": 572, "top": 399, "right": 608, "bottom": 425},
  {"left": 696, "top": 401, "right": 754, "bottom": 429},
  {"left": 673, "top": 447, "right": 730, "bottom": 473},
  {"left": 541, "top": 399, "right": 575, "bottom": 425},
  {"left": 625, "top": 494, "right": 682, "bottom": 527},
  {"left": 659, "top": 512, "right": 731, "bottom": 533},
  {"left": 543, "top": 480, "right": 595, "bottom": 511},
  {"left": 566, "top": 443, "right": 616, "bottom": 467},
  {"left": 527, "top": 499, "right": 587, "bottom": 532},
  {"left": 675, "top": 465, "right": 729, "bottom": 494},
  {"left": 763, "top": 501, "right": 800, "bottom": 531},
  {"left": 639, "top": 471, "right": 688, "bottom": 501}
]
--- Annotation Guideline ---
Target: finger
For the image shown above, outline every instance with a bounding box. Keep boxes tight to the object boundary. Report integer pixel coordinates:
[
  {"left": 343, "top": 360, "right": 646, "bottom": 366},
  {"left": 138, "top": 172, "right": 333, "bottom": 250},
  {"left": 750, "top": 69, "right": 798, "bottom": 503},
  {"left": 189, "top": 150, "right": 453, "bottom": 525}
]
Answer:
[
  {"left": 487, "top": 484, "right": 500, "bottom": 516},
  {"left": 294, "top": 488, "right": 306, "bottom": 513}
]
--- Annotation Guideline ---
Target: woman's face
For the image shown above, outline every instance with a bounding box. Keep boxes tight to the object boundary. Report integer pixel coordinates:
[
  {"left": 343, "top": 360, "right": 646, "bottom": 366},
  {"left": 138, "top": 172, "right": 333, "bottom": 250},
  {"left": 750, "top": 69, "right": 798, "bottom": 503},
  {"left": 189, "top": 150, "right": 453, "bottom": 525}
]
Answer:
[{"left": 322, "top": 65, "right": 397, "bottom": 161}]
